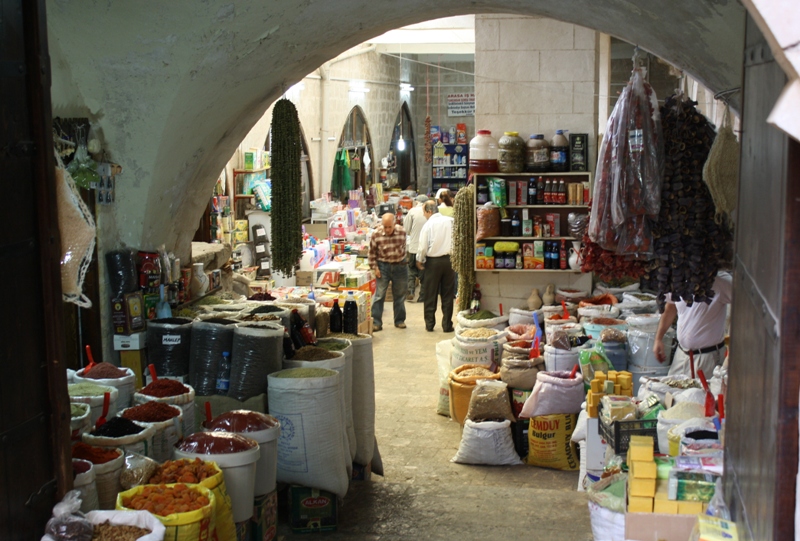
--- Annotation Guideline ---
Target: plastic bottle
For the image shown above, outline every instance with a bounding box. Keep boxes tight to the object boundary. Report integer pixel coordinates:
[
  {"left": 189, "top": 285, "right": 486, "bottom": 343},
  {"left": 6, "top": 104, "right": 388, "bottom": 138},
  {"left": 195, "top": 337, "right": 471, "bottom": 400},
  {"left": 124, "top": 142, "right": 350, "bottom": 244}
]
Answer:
[
  {"left": 330, "top": 299, "right": 343, "bottom": 333},
  {"left": 343, "top": 291, "right": 359, "bottom": 335},
  {"left": 526, "top": 134, "right": 551, "bottom": 172},
  {"left": 468, "top": 130, "right": 499, "bottom": 175},
  {"left": 560, "top": 239, "right": 568, "bottom": 270},
  {"left": 558, "top": 179, "right": 567, "bottom": 204},
  {"left": 511, "top": 210, "right": 522, "bottom": 237},
  {"left": 544, "top": 180, "right": 553, "bottom": 204},
  {"left": 497, "top": 132, "right": 526, "bottom": 173},
  {"left": 470, "top": 284, "right": 482, "bottom": 314},
  {"left": 515, "top": 251, "right": 523, "bottom": 269},
  {"left": 527, "top": 178, "right": 538, "bottom": 205},
  {"left": 550, "top": 130, "right": 570, "bottom": 172},
  {"left": 216, "top": 351, "right": 231, "bottom": 395},
  {"left": 536, "top": 177, "right": 545, "bottom": 204}
]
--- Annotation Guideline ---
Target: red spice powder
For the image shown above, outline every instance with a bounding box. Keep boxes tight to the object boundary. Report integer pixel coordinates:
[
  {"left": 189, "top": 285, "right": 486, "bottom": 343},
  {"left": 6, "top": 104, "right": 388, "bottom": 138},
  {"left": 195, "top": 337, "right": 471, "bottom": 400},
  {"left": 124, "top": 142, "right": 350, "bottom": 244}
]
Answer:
[
  {"left": 139, "top": 379, "right": 189, "bottom": 398},
  {"left": 72, "top": 442, "right": 121, "bottom": 464},
  {"left": 122, "top": 402, "right": 181, "bottom": 423},
  {"left": 83, "top": 362, "right": 128, "bottom": 379}
]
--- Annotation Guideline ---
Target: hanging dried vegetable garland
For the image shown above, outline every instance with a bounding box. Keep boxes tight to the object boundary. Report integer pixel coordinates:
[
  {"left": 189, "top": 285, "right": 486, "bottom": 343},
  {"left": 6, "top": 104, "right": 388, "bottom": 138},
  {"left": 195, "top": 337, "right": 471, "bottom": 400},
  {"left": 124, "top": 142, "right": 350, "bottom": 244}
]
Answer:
[
  {"left": 452, "top": 184, "right": 475, "bottom": 312},
  {"left": 270, "top": 99, "right": 303, "bottom": 277},
  {"left": 580, "top": 202, "right": 648, "bottom": 282},
  {"left": 643, "top": 95, "right": 727, "bottom": 306},
  {"left": 424, "top": 116, "right": 432, "bottom": 164}
]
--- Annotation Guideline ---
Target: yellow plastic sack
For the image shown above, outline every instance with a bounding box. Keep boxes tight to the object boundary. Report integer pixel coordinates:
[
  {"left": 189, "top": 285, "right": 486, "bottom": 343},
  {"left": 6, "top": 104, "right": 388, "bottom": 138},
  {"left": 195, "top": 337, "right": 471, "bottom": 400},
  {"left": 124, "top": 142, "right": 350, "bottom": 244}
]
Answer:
[
  {"left": 527, "top": 413, "right": 579, "bottom": 470},
  {"left": 448, "top": 364, "right": 500, "bottom": 426},
  {"left": 493, "top": 241, "right": 520, "bottom": 253},
  {"left": 198, "top": 462, "right": 236, "bottom": 541},
  {"left": 117, "top": 484, "right": 216, "bottom": 541}
]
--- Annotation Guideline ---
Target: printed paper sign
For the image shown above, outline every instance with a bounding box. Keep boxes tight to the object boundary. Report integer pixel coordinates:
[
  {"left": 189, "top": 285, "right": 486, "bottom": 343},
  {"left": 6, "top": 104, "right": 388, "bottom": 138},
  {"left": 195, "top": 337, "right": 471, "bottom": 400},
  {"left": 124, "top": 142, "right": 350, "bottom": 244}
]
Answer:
[{"left": 447, "top": 93, "right": 476, "bottom": 117}]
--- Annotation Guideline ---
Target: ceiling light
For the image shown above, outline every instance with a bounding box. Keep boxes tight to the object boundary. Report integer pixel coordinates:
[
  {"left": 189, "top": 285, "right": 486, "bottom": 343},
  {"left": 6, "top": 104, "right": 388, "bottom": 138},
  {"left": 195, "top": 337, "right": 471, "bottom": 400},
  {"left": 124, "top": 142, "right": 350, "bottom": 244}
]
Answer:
[
  {"left": 397, "top": 135, "right": 406, "bottom": 151},
  {"left": 400, "top": 83, "right": 415, "bottom": 92}
]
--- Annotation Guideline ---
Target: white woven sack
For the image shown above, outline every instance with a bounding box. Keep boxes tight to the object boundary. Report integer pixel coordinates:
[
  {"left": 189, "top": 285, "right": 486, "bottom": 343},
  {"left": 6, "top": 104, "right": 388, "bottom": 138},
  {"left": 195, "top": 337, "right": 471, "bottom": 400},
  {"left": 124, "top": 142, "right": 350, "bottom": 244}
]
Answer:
[
  {"left": 268, "top": 368, "right": 349, "bottom": 497},
  {"left": 450, "top": 420, "right": 522, "bottom": 466},
  {"left": 456, "top": 310, "right": 509, "bottom": 329},
  {"left": 349, "top": 334, "right": 376, "bottom": 466},
  {"left": 588, "top": 501, "right": 626, "bottom": 541},
  {"left": 73, "top": 368, "right": 136, "bottom": 409},
  {"left": 451, "top": 335, "right": 505, "bottom": 368},
  {"left": 317, "top": 338, "right": 356, "bottom": 461},
  {"left": 69, "top": 385, "right": 119, "bottom": 426},
  {"left": 284, "top": 351, "right": 350, "bottom": 477},
  {"left": 508, "top": 308, "right": 536, "bottom": 326},
  {"left": 520, "top": 371, "right": 584, "bottom": 418},
  {"left": 82, "top": 423, "right": 157, "bottom": 460},
  {"left": 92, "top": 451, "right": 124, "bottom": 510},
  {"left": 543, "top": 345, "right": 582, "bottom": 372},
  {"left": 85, "top": 510, "right": 165, "bottom": 541},
  {"left": 118, "top": 405, "right": 183, "bottom": 462}
]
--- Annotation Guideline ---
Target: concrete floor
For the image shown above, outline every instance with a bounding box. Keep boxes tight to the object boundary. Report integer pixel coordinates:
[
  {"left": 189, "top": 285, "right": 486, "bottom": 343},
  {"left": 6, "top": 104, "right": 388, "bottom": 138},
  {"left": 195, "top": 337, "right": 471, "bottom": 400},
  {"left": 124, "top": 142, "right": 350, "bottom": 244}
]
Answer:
[{"left": 279, "top": 300, "right": 592, "bottom": 540}]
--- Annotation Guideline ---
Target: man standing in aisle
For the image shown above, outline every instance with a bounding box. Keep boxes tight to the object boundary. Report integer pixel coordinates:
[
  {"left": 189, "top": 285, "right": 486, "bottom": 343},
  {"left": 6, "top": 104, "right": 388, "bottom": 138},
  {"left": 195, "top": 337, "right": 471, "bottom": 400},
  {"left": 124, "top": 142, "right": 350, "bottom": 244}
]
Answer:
[
  {"left": 404, "top": 194, "right": 429, "bottom": 302},
  {"left": 417, "top": 201, "right": 455, "bottom": 332},
  {"left": 368, "top": 213, "right": 408, "bottom": 332},
  {"left": 653, "top": 271, "right": 733, "bottom": 378}
]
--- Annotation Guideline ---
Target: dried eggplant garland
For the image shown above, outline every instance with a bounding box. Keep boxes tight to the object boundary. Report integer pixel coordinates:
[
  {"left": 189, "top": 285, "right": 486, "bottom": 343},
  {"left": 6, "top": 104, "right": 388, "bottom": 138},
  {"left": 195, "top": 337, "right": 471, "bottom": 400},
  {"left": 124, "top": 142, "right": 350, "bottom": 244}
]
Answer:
[
  {"left": 643, "top": 95, "right": 723, "bottom": 306},
  {"left": 270, "top": 99, "right": 303, "bottom": 277},
  {"left": 452, "top": 184, "right": 475, "bottom": 312}
]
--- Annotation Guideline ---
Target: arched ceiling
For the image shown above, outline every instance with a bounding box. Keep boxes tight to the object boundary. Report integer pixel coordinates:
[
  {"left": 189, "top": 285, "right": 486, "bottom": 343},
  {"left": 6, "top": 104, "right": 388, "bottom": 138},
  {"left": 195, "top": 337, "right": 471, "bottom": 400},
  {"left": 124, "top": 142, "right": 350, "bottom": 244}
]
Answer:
[{"left": 46, "top": 0, "right": 745, "bottom": 255}]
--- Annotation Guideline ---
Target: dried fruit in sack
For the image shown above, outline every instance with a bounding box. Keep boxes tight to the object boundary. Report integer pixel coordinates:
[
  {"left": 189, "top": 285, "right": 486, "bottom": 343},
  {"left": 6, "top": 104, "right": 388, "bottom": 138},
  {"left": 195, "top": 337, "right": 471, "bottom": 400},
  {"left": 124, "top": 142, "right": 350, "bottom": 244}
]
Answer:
[
  {"left": 122, "top": 484, "right": 210, "bottom": 516},
  {"left": 476, "top": 205, "right": 500, "bottom": 241},
  {"left": 550, "top": 330, "right": 571, "bottom": 351},
  {"left": 149, "top": 458, "right": 218, "bottom": 485},
  {"left": 643, "top": 95, "right": 728, "bottom": 306}
]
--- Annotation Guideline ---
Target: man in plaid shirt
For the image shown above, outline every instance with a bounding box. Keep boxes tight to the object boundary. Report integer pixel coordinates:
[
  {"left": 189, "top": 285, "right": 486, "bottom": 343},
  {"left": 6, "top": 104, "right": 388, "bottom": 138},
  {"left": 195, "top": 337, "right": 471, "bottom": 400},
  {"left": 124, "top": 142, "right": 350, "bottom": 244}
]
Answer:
[{"left": 368, "top": 213, "right": 408, "bottom": 331}]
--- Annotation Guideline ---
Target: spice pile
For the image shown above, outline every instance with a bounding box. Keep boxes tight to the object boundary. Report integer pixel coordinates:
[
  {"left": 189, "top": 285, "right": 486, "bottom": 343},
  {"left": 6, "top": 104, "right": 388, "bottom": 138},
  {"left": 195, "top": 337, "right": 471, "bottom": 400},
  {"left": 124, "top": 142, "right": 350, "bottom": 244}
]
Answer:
[
  {"left": 121, "top": 484, "right": 210, "bottom": 516},
  {"left": 71, "top": 403, "right": 89, "bottom": 417},
  {"left": 72, "top": 442, "right": 121, "bottom": 464},
  {"left": 91, "top": 521, "right": 151, "bottom": 541},
  {"left": 292, "top": 346, "right": 338, "bottom": 361},
  {"left": 462, "top": 309, "right": 498, "bottom": 321},
  {"left": 459, "top": 367, "right": 496, "bottom": 378},
  {"left": 122, "top": 402, "right": 180, "bottom": 423},
  {"left": 69, "top": 382, "right": 112, "bottom": 397},
  {"left": 90, "top": 417, "right": 144, "bottom": 438},
  {"left": 82, "top": 363, "right": 128, "bottom": 379},
  {"left": 139, "top": 379, "right": 189, "bottom": 398},
  {"left": 459, "top": 328, "right": 499, "bottom": 339},
  {"left": 248, "top": 292, "right": 276, "bottom": 301},
  {"left": 273, "top": 368, "right": 332, "bottom": 379},
  {"left": 317, "top": 341, "right": 349, "bottom": 352},
  {"left": 149, "top": 459, "right": 218, "bottom": 484}
]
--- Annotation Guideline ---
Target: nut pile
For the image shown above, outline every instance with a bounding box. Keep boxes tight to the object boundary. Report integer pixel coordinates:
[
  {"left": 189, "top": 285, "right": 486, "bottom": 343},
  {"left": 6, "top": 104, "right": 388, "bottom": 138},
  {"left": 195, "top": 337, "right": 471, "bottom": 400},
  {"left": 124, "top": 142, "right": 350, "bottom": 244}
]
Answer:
[
  {"left": 644, "top": 96, "right": 728, "bottom": 306},
  {"left": 91, "top": 521, "right": 151, "bottom": 541}
]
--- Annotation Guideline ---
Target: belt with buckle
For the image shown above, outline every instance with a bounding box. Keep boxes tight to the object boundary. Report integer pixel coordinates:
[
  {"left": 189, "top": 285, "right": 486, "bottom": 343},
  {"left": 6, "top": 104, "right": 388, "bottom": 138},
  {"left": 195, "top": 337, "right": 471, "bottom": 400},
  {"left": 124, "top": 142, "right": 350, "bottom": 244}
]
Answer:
[{"left": 679, "top": 341, "right": 726, "bottom": 355}]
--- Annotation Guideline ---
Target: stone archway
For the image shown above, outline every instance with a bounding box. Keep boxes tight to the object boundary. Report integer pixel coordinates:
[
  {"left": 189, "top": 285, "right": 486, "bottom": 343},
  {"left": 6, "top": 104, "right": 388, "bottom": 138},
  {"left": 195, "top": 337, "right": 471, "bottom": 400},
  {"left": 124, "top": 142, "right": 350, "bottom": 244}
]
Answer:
[{"left": 47, "top": 1, "right": 746, "bottom": 259}]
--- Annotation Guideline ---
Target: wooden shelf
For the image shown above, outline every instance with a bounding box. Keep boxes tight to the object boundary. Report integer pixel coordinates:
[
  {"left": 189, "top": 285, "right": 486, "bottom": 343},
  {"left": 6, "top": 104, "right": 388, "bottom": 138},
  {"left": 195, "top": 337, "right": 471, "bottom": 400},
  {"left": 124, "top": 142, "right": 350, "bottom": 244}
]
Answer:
[
  {"left": 481, "top": 236, "right": 576, "bottom": 241},
  {"left": 476, "top": 204, "right": 588, "bottom": 209},
  {"left": 233, "top": 167, "right": 270, "bottom": 174},
  {"left": 234, "top": 194, "right": 255, "bottom": 199},
  {"left": 474, "top": 268, "right": 582, "bottom": 273},
  {"left": 176, "top": 286, "right": 222, "bottom": 310},
  {"left": 472, "top": 171, "right": 590, "bottom": 177}
]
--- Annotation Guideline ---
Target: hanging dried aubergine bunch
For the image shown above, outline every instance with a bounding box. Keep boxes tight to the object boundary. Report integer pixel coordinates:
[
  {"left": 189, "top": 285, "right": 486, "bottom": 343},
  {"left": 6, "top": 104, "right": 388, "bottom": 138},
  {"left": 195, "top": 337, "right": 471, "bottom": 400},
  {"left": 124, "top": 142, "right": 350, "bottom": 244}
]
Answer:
[
  {"left": 270, "top": 99, "right": 303, "bottom": 277},
  {"left": 643, "top": 95, "right": 723, "bottom": 306}
]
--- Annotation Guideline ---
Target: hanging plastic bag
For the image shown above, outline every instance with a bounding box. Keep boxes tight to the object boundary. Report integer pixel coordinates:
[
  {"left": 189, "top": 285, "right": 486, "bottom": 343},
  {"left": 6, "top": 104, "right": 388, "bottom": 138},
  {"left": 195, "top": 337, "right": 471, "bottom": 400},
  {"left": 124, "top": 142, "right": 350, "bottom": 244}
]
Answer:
[{"left": 42, "top": 490, "right": 93, "bottom": 541}]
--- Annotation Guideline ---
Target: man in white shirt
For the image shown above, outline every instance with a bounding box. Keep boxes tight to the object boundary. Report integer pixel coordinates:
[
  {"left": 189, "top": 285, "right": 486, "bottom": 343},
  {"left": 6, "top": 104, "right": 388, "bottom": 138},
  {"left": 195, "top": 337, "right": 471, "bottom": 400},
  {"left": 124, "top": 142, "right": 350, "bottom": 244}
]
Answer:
[
  {"left": 417, "top": 201, "right": 455, "bottom": 332},
  {"left": 404, "top": 194, "right": 428, "bottom": 302},
  {"left": 653, "top": 272, "right": 733, "bottom": 378}
]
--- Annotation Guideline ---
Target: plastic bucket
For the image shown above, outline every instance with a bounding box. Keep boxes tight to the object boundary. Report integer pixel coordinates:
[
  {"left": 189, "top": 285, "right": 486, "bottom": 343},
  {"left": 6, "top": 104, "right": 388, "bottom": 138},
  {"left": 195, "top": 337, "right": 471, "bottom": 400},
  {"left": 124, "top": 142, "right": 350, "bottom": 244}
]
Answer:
[
  {"left": 599, "top": 341, "right": 628, "bottom": 371},
  {"left": 627, "top": 329, "right": 674, "bottom": 368},
  {"left": 174, "top": 444, "right": 260, "bottom": 523},
  {"left": 625, "top": 314, "right": 661, "bottom": 333},
  {"left": 629, "top": 364, "right": 670, "bottom": 397},
  {"left": 582, "top": 321, "right": 627, "bottom": 340},
  {"left": 204, "top": 423, "right": 281, "bottom": 496}
]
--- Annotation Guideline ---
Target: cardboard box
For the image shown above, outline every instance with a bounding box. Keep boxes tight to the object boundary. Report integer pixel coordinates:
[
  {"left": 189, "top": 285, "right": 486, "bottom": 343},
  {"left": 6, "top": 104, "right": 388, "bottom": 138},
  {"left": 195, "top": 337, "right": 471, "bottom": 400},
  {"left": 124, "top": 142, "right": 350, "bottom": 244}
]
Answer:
[
  {"left": 234, "top": 230, "right": 250, "bottom": 243},
  {"left": 295, "top": 271, "right": 313, "bottom": 287},
  {"left": 510, "top": 388, "right": 532, "bottom": 419},
  {"left": 625, "top": 512, "right": 698, "bottom": 541},
  {"left": 111, "top": 292, "right": 146, "bottom": 334},
  {"left": 351, "top": 462, "right": 372, "bottom": 481},
  {"left": 120, "top": 350, "right": 146, "bottom": 388},
  {"left": 251, "top": 490, "right": 277, "bottom": 541},
  {"left": 249, "top": 281, "right": 271, "bottom": 295},
  {"left": 235, "top": 220, "right": 249, "bottom": 232},
  {"left": 315, "top": 264, "right": 344, "bottom": 288},
  {"left": 289, "top": 486, "right": 338, "bottom": 533}
]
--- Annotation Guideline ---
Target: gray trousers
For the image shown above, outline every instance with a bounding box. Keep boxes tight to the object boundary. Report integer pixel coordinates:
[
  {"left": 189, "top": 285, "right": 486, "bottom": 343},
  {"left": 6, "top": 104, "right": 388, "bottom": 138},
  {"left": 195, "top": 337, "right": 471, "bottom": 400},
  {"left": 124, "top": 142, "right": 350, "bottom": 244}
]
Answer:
[{"left": 422, "top": 255, "right": 455, "bottom": 330}]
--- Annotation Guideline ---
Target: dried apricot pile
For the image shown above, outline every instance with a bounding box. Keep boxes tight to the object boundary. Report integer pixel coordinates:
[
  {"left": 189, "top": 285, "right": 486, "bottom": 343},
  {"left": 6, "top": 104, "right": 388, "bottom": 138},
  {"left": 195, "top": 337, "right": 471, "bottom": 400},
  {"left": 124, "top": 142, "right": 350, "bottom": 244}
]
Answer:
[
  {"left": 148, "top": 458, "right": 217, "bottom": 485},
  {"left": 122, "top": 484, "right": 210, "bottom": 516}
]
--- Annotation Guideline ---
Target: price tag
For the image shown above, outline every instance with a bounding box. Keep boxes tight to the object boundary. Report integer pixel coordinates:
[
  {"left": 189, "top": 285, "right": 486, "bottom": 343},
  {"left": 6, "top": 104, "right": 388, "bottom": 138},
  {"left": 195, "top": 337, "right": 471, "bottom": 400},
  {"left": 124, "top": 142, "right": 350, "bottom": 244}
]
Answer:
[
  {"left": 261, "top": 261, "right": 270, "bottom": 270},
  {"left": 255, "top": 227, "right": 266, "bottom": 236},
  {"left": 256, "top": 244, "right": 266, "bottom": 253}
]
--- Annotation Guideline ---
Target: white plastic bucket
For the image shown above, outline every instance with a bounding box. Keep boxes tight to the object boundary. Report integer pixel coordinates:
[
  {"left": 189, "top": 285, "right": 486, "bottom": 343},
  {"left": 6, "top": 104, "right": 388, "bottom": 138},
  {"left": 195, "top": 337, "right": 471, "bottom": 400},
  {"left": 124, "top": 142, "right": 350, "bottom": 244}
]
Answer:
[
  {"left": 625, "top": 314, "right": 661, "bottom": 333},
  {"left": 243, "top": 425, "right": 280, "bottom": 496},
  {"left": 628, "top": 329, "right": 675, "bottom": 368},
  {"left": 629, "top": 364, "right": 670, "bottom": 397},
  {"left": 174, "top": 443, "right": 261, "bottom": 523}
]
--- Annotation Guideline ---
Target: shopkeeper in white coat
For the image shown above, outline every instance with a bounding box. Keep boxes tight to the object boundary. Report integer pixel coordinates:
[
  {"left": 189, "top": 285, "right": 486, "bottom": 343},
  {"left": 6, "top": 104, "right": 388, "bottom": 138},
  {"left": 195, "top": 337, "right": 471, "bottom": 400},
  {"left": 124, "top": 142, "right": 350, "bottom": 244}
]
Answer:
[{"left": 653, "top": 271, "right": 733, "bottom": 378}]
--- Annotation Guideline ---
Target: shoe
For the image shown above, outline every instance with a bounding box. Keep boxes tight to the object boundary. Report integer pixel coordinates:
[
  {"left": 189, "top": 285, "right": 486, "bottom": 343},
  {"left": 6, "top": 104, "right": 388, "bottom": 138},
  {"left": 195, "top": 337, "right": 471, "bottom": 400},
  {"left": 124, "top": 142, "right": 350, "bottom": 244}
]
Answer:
[
  {"left": 395, "top": 323, "right": 407, "bottom": 329},
  {"left": 426, "top": 327, "right": 434, "bottom": 332},
  {"left": 373, "top": 325, "right": 383, "bottom": 332},
  {"left": 406, "top": 295, "right": 415, "bottom": 302},
  {"left": 416, "top": 297, "right": 423, "bottom": 303},
  {"left": 442, "top": 327, "right": 454, "bottom": 333}
]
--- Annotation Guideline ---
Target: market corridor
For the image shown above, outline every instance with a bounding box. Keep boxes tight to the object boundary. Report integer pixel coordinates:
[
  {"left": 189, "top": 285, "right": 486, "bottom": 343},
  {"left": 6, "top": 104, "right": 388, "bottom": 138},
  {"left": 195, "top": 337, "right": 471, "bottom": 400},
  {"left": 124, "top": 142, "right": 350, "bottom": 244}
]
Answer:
[{"left": 280, "top": 300, "right": 592, "bottom": 540}]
